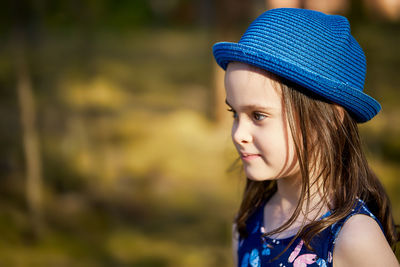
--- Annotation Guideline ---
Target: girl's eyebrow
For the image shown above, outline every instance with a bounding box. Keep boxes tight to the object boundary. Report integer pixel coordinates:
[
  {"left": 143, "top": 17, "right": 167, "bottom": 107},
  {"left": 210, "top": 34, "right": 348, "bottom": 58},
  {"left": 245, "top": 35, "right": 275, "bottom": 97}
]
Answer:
[{"left": 225, "top": 99, "right": 277, "bottom": 112}]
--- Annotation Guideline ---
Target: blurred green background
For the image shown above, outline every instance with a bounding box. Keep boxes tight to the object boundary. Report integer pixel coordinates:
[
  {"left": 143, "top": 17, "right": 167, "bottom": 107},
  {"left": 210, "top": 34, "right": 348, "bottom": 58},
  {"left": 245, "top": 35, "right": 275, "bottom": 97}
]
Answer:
[{"left": 0, "top": 0, "right": 399, "bottom": 266}]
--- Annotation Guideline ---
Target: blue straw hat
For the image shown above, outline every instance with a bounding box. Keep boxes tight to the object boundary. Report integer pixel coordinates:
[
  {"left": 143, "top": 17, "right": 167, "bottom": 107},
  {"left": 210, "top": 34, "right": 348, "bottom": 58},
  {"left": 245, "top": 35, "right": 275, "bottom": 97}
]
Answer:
[{"left": 213, "top": 8, "right": 381, "bottom": 122}]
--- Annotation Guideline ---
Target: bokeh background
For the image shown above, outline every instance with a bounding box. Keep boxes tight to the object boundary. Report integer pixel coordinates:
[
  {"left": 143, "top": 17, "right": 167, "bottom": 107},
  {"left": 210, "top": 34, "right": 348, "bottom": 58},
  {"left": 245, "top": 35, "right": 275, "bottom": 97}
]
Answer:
[{"left": 0, "top": 0, "right": 399, "bottom": 266}]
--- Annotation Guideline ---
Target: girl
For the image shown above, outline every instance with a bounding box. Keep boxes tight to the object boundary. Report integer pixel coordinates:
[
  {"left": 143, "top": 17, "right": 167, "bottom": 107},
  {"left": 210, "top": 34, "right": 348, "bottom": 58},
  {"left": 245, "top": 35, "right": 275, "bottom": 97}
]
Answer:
[{"left": 212, "top": 8, "right": 399, "bottom": 267}]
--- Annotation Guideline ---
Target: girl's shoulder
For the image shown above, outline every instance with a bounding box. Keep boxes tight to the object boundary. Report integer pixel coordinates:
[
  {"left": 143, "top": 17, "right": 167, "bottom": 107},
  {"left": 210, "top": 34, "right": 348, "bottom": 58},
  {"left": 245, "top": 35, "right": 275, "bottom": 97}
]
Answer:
[
  {"left": 332, "top": 201, "right": 399, "bottom": 266},
  {"left": 329, "top": 198, "right": 382, "bottom": 240}
]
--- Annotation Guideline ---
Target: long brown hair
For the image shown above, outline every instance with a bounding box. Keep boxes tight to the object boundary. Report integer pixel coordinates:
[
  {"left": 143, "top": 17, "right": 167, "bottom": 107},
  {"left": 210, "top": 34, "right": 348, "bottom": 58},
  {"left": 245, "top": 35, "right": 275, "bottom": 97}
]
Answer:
[{"left": 234, "top": 74, "right": 398, "bottom": 250}]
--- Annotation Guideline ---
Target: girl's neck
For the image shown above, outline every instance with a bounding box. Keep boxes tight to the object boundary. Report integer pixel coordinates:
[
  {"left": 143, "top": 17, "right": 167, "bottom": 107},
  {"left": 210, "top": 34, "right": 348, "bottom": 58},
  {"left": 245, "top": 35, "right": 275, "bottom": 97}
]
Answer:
[
  {"left": 267, "top": 175, "right": 302, "bottom": 220},
  {"left": 276, "top": 175, "right": 302, "bottom": 206},
  {"left": 273, "top": 168, "right": 328, "bottom": 216},
  {"left": 263, "top": 174, "right": 329, "bottom": 238}
]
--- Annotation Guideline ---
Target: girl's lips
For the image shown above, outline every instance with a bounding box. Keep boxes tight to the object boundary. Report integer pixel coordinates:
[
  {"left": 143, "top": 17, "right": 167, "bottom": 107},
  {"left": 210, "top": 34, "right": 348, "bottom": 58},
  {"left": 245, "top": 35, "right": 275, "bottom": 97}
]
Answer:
[{"left": 241, "top": 153, "right": 261, "bottom": 161}]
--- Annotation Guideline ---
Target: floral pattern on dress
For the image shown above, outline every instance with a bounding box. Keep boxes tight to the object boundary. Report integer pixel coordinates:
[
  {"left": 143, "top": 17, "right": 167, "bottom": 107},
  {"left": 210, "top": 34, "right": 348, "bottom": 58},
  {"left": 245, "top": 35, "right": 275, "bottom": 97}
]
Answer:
[
  {"left": 241, "top": 249, "right": 261, "bottom": 267},
  {"left": 288, "top": 240, "right": 317, "bottom": 267}
]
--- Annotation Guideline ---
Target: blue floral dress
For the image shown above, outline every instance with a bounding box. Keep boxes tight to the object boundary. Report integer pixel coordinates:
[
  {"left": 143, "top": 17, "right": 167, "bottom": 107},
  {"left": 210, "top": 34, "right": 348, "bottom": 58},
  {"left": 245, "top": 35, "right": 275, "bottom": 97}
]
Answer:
[{"left": 237, "top": 199, "right": 382, "bottom": 267}]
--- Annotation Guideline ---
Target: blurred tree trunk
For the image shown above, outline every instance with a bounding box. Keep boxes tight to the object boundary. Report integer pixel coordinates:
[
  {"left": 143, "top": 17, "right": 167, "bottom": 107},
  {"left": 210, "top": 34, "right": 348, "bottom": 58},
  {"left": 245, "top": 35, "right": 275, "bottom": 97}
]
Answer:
[
  {"left": 364, "top": 0, "right": 400, "bottom": 21},
  {"left": 266, "top": 0, "right": 349, "bottom": 12},
  {"left": 15, "top": 33, "right": 44, "bottom": 237},
  {"left": 213, "top": 0, "right": 253, "bottom": 124},
  {"left": 74, "top": 0, "right": 96, "bottom": 77},
  {"left": 12, "top": 0, "right": 44, "bottom": 238},
  {"left": 266, "top": 0, "right": 305, "bottom": 9}
]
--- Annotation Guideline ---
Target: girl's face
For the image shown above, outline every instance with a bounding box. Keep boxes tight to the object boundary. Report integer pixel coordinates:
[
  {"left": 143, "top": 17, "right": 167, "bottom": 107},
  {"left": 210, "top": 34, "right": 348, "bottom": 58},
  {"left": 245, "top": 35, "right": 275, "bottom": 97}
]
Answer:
[{"left": 225, "top": 62, "right": 300, "bottom": 181}]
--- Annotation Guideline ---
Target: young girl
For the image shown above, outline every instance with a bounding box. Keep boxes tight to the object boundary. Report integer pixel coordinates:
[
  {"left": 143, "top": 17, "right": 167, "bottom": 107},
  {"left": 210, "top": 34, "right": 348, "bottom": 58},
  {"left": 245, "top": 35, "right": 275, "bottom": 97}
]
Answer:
[{"left": 212, "top": 8, "right": 399, "bottom": 267}]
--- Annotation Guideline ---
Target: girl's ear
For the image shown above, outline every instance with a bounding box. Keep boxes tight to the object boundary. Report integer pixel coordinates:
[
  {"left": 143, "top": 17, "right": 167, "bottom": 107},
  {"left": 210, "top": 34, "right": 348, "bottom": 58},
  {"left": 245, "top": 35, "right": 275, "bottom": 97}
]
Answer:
[{"left": 334, "top": 104, "right": 345, "bottom": 123}]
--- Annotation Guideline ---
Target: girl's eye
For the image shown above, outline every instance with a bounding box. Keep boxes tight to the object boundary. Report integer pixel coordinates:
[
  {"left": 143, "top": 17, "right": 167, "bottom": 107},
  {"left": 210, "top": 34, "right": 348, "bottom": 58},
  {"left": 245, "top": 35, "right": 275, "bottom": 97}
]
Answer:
[
  {"left": 227, "top": 108, "right": 237, "bottom": 118},
  {"left": 253, "top": 112, "right": 266, "bottom": 121}
]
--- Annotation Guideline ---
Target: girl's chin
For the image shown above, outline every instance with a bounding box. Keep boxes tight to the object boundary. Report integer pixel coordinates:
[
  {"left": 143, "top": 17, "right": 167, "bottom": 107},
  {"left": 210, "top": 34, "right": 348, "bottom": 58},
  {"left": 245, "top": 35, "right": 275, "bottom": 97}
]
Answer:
[
  {"left": 244, "top": 171, "right": 276, "bottom": 181},
  {"left": 247, "top": 177, "right": 275, "bottom": 182},
  {"left": 243, "top": 163, "right": 301, "bottom": 181}
]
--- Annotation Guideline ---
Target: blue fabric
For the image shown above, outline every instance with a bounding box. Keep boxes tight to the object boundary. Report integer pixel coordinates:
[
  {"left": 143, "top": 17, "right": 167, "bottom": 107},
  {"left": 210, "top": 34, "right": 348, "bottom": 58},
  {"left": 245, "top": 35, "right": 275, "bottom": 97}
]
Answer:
[
  {"left": 212, "top": 8, "right": 381, "bottom": 123},
  {"left": 237, "top": 199, "right": 382, "bottom": 267}
]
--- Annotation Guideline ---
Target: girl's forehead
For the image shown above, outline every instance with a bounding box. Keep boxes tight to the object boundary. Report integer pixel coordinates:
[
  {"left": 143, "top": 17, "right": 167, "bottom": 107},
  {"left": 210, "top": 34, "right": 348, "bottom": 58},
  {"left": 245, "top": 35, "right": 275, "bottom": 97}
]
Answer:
[
  {"left": 225, "top": 62, "right": 283, "bottom": 105},
  {"left": 226, "top": 62, "right": 278, "bottom": 79}
]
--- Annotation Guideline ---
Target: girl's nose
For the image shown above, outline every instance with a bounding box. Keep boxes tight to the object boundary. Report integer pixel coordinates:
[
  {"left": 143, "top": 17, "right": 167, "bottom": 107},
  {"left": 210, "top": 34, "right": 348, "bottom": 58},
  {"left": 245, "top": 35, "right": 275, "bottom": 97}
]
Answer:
[{"left": 232, "top": 120, "right": 253, "bottom": 144}]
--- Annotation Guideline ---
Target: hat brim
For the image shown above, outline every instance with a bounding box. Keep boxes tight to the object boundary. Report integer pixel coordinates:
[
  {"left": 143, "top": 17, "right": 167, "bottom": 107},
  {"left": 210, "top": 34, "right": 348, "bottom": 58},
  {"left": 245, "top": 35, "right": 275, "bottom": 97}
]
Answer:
[{"left": 213, "top": 41, "right": 381, "bottom": 123}]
